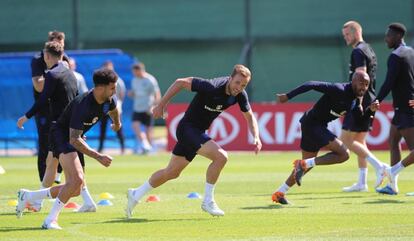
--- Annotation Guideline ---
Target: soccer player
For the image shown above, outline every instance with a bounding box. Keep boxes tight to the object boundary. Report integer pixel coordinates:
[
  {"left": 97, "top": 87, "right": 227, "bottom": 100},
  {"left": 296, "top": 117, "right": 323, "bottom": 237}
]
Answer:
[
  {"left": 374, "top": 23, "right": 414, "bottom": 195},
  {"left": 271, "top": 71, "right": 388, "bottom": 205},
  {"left": 16, "top": 68, "right": 120, "bottom": 229},
  {"left": 128, "top": 62, "right": 161, "bottom": 153},
  {"left": 340, "top": 21, "right": 378, "bottom": 192},
  {"left": 125, "top": 64, "right": 262, "bottom": 218},
  {"left": 18, "top": 41, "right": 97, "bottom": 212},
  {"left": 30, "top": 31, "right": 66, "bottom": 191}
]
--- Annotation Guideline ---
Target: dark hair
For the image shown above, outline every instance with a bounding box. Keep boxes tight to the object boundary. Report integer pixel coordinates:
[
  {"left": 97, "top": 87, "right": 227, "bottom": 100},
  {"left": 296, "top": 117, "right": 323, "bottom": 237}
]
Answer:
[
  {"left": 132, "top": 62, "right": 145, "bottom": 70},
  {"left": 93, "top": 68, "right": 118, "bottom": 86},
  {"left": 388, "top": 23, "right": 407, "bottom": 36},
  {"left": 47, "top": 31, "right": 65, "bottom": 41},
  {"left": 44, "top": 41, "right": 64, "bottom": 58}
]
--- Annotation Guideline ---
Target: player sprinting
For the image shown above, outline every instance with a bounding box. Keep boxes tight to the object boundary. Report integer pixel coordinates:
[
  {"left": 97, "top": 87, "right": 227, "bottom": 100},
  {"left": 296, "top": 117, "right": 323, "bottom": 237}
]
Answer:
[
  {"left": 125, "top": 64, "right": 262, "bottom": 218},
  {"left": 272, "top": 71, "right": 389, "bottom": 205},
  {"left": 16, "top": 68, "right": 121, "bottom": 229}
]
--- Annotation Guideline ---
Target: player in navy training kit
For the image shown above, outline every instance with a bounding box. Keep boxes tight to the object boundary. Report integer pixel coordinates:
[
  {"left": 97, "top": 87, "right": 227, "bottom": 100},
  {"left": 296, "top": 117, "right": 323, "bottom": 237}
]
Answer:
[
  {"left": 30, "top": 31, "right": 67, "bottom": 187},
  {"left": 374, "top": 23, "right": 414, "bottom": 195},
  {"left": 16, "top": 68, "right": 121, "bottom": 229},
  {"left": 340, "top": 21, "right": 378, "bottom": 193},
  {"left": 271, "top": 71, "right": 389, "bottom": 205},
  {"left": 126, "top": 65, "right": 262, "bottom": 218}
]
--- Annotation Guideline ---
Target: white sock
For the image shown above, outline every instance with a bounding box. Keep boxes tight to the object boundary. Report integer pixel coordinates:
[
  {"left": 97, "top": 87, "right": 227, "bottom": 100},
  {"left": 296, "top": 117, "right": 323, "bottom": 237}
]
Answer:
[
  {"left": 81, "top": 186, "right": 95, "bottom": 206},
  {"left": 391, "top": 161, "right": 405, "bottom": 176},
  {"left": 27, "top": 187, "right": 52, "bottom": 201},
  {"left": 365, "top": 155, "right": 383, "bottom": 171},
  {"left": 276, "top": 183, "right": 290, "bottom": 194},
  {"left": 358, "top": 168, "right": 368, "bottom": 186},
  {"left": 55, "top": 173, "right": 62, "bottom": 182},
  {"left": 305, "top": 158, "right": 315, "bottom": 168},
  {"left": 45, "top": 197, "right": 65, "bottom": 223},
  {"left": 133, "top": 181, "right": 153, "bottom": 201},
  {"left": 204, "top": 182, "right": 215, "bottom": 203}
]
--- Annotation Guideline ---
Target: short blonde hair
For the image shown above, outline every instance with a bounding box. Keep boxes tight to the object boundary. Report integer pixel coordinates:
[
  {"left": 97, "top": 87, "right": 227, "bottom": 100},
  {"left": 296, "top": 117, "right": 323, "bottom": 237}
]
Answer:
[
  {"left": 343, "top": 21, "right": 362, "bottom": 35},
  {"left": 231, "top": 64, "right": 251, "bottom": 79}
]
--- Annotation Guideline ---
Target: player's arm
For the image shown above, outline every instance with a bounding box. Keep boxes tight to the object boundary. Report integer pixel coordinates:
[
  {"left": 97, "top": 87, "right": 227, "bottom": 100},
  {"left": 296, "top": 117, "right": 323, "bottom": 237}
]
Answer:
[
  {"left": 152, "top": 77, "right": 193, "bottom": 119},
  {"left": 17, "top": 73, "right": 56, "bottom": 129},
  {"left": 276, "top": 81, "right": 333, "bottom": 103},
  {"left": 108, "top": 107, "right": 122, "bottom": 132},
  {"left": 242, "top": 109, "right": 262, "bottom": 154},
  {"left": 69, "top": 128, "right": 112, "bottom": 167},
  {"left": 32, "top": 75, "right": 45, "bottom": 92},
  {"left": 376, "top": 54, "right": 400, "bottom": 102}
]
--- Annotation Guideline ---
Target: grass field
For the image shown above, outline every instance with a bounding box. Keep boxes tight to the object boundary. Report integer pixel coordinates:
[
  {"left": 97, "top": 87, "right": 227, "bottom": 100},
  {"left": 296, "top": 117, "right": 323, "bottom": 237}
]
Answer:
[{"left": 1, "top": 151, "right": 414, "bottom": 241}]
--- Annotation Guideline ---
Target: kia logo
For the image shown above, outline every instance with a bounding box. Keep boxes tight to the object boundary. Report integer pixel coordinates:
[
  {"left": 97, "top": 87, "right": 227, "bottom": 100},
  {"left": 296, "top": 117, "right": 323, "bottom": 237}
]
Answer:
[{"left": 169, "top": 112, "right": 240, "bottom": 146}]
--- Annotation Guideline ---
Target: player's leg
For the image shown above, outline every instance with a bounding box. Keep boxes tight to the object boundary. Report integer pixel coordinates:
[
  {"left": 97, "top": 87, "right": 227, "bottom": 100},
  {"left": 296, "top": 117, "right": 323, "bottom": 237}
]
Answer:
[
  {"left": 126, "top": 154, "right": 189, "bottom": 218},
  {"left": 42, "top": 151, "right": 84, "bottom": 229},
  {"left": 98, "top": 115, "right": 108, "bottom": 153},
  {"left": 76, "top": 152, "right": 97, "bottom": 212},
  {"left": 341, "top": 130, "right": 369, "bottom": 192},
  {"left": 389, "top": 124, "right": 403, "bottom": 166},
  {"left": 272, "top": 150, "right": 317, "bottom": 205},
  {"left": 197, "top": 140, "right": 228, "bottom": 216},
  {"left": 116, "top": 127, "right": 125, "bottom": 154}
]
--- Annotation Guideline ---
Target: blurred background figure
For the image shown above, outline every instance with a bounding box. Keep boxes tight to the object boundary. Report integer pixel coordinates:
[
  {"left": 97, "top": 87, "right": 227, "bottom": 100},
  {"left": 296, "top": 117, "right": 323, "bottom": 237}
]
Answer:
[
  {"left": 98, "top": 60, "right": 126, "bottom": 154},
  {"left": 128, "top": 62, "right": 161, "bottom": 154},
  {"left": 68, "top": 57, "right": 88, "bottom": 94}
]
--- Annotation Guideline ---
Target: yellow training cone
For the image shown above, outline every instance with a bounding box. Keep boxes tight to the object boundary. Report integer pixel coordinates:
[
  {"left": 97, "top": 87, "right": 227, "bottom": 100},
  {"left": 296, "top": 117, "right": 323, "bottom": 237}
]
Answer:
[
  {"left": 8, "top": 200, "right": 18, "bottom": 206},
  {"left": 99, "top": 192, "right": 114, "bottom": 199}
]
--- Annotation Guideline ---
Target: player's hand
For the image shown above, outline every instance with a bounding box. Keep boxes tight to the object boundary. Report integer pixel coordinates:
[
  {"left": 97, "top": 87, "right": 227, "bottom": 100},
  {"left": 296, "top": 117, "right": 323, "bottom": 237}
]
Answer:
[
  {"left": 276, "top": 94, "right": 288, "bottom": 103},
  {"left": 152, "top": 104, "right": 166, "bottom": 119},
  {"left": 409, "top": 100, "right": 414, "bottom": 108},
  {"left": 17, "top": 115, "right": 28, "bottom": 129},
  {"left": 369, "top": 100, "right": 380, "bottom": 112},
  {"left": 96, "top": 154, "right": 113, "bottom": 167},
  {"left": 254, "top": 138, "right": 262, "bottom": 155},
  {"left": 111, "top": 123, "right": 122, "bottom": 132}
]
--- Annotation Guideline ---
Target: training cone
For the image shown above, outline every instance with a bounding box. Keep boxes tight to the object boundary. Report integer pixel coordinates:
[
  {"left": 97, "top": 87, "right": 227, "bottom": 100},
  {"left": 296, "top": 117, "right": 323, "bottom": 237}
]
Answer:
[
  {"left": 99, "top": 192, "right": 114, "bottom": 199},
  {"left": 64, "top": 202, "right": 80, "bottom": 209},
  {"left": 187, "top": 192, "right": 202, "bottom": 199},
  {"left": 97, "top": 199, "right": 113, "bottom": 206},
  {"left": 7, "top": 199, "right": 18, "bottom": 206},
  {"left": 406, "top": 192, "right": 414, "bottom": 196},
  {"left": 146, "top": 195, "right": 160, "bottom": 202}
]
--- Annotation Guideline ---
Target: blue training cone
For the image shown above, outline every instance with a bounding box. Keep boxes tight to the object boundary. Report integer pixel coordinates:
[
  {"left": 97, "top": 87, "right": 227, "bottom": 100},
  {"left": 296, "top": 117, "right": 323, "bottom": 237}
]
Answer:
[
  {"left": 187, "top": 192, "right": 202, "bottom": 199},
  {"left": 97, "top": 199, "right": 113, "bottom": 206}
]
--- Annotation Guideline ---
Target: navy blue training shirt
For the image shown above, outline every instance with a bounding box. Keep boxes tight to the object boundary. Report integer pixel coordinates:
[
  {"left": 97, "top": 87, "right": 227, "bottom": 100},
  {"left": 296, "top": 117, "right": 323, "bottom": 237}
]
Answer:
[
  {"left": 181, "top": 77, "right": 251, "bottom": 130},
  {"left": 26, "top": 61, "right": 78, "bottom": 121},
  {"left": 349, "top": 41, "right": 377, "bottom": 101},
  {"left": 376, "top": 43, "right": 414, "bottom": 113},
  {"left": 57, "top": 91, "right": 117, "bottom": 134},
  {"left": 286, "top": 81, "right": 360, "bottom": 125}
]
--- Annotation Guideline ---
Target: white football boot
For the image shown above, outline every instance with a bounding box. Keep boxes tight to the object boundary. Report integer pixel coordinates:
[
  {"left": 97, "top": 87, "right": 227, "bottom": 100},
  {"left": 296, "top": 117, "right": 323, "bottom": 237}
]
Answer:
[{"left": 201, "top": 200, "right": 225, "bottom": 216}]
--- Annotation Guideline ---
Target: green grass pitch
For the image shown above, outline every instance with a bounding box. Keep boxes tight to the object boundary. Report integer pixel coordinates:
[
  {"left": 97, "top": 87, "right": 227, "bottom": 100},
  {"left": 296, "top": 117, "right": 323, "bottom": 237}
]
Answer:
[{"left": 1, "top": 151, "right": 414, "bottom": 241}]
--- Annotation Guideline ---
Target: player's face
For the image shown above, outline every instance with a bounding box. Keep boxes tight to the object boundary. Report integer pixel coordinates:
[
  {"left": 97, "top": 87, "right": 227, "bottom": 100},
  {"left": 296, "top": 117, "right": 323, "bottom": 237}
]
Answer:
[
  {"left": 385, "top": 29, "right": 398, "bottom": 49},
  {"left": 104, "top": 82, "right": 117, "bottom": 100},
  {"left": 228, "top": 74, "right": 250, "bottom": 96},
  {"left": 352, "top": 78, "right": 369, "bottom": 97},
  {"left": 342, "top": 27, "right": 355, "bottom": 46},
  {"left": 132, "top": 67, "right": 144, "bottom": 78}
]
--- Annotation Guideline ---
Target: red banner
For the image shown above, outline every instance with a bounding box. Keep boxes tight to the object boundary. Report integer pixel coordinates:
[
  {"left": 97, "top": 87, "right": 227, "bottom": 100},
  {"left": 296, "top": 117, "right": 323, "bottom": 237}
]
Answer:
[{"left": 166, "top": 102, "right": 398, "bottom": 151}]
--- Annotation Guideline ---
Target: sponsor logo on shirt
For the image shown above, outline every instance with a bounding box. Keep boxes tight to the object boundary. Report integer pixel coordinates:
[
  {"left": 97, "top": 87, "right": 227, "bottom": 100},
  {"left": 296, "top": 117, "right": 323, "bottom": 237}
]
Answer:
[
  {"left": 204, "top": 105, "right": 224, "bottom": 113},
  {"left": 330, "top": 110, "right": 346, "bottom": 118},
  {"left": 83, "top": 117, "right": 99, "bottom": 126}
]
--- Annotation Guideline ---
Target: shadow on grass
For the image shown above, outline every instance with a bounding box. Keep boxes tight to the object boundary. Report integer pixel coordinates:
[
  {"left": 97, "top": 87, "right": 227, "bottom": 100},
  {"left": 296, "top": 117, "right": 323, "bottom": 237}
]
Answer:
[
  {"left": 0, "top": 226, "right": 42, "bottom": 232},
  {"left": 241, "top": 204, "right": 307, "bottom": 210},
  {"left": 296, "top": 195, "right": 365, "bottom": 201},
  {"left": 364, "top": 199, "right": 405, "bottom": 204},
  {"left": 0, "top": 212, "right": 18, "bottom": 217},
  {"left": 100, "top": 217, "right": 209, "bottom": 224}
]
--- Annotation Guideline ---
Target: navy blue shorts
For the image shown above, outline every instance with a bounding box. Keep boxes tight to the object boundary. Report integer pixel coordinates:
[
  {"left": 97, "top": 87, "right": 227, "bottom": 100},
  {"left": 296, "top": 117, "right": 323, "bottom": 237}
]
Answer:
[
  {"left": 342, "top": 110, "right": 373, "bottom": 132},
  {"left": 50, "top": 124, "right": 85, "bottom": 167},
  {"left": 300, "top": 121, "right": 336, "bottom": 153},
  {"left": 392, "top": 111, "right": 414, "bottom": 130},
  {"left": 172, "top": 122, "right": 211, "bottom": 162},
  {"left": 132, "top": 112, "right": 153, "bottom": 127}
]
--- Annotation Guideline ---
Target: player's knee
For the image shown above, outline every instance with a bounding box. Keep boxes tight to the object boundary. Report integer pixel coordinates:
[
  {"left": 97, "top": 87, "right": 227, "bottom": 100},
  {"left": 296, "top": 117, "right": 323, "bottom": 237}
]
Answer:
[
  {"left": 339, "top": 148, "right": 350, "bottom": 162},
  {"left": 165, "top": 168, "right": 181, "bottom": 180},
  {"left": 216, "top": 150, "right": 228, "bottom": 165}
]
